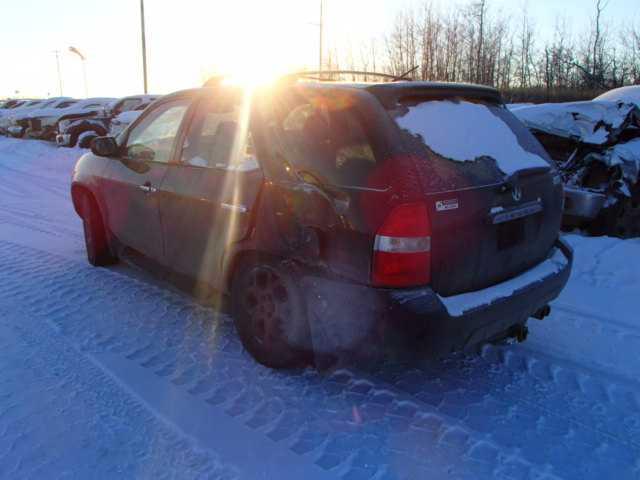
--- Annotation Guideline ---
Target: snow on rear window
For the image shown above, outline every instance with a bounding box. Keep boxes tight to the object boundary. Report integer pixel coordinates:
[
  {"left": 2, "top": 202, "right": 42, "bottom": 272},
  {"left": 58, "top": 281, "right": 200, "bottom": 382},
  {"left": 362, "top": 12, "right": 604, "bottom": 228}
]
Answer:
[{"left": 395, "top": 100, "right": 550, "bottom": 176}]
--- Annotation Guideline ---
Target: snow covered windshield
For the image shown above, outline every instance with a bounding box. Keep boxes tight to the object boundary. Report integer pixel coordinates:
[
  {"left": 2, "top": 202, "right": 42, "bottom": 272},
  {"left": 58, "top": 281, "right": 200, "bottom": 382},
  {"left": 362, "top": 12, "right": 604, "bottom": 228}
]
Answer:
[{"left": 389, "top": 98, "right": 552, "bottom": 189}]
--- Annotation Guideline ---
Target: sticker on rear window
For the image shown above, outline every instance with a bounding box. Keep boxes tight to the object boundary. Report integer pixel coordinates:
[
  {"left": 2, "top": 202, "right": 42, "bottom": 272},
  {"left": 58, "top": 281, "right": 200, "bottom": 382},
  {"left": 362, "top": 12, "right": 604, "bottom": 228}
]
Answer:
[{"left": 436, "top": 199, "right": 459, "bottom": 212}]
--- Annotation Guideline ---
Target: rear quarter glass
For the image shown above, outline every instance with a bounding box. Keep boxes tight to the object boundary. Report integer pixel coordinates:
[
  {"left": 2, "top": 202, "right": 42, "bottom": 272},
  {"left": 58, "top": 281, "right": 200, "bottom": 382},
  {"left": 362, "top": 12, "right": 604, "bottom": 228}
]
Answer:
[{"left": 388, "top": 98, "right": 553, "bottom": 193}]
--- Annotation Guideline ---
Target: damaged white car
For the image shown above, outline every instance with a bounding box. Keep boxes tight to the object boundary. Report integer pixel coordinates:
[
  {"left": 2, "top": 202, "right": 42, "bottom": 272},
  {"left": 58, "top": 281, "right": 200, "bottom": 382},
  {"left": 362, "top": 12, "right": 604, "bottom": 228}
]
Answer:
[{"left": 512, "top": 100, "right": 640, "bottom": 237}]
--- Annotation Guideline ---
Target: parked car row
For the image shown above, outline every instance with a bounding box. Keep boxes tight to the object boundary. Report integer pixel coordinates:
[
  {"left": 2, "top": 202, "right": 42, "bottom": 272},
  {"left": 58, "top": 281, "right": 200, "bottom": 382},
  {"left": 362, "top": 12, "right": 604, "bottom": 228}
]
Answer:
[{"left": 0, "top": 94, "right": 158, "bottom": 147}]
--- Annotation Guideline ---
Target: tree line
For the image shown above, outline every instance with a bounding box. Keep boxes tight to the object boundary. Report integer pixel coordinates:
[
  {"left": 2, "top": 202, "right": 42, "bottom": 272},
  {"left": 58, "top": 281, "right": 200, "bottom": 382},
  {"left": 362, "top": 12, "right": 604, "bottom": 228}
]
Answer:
[{"left": 322, "top": 0, "right": 640, "bottom": 102}]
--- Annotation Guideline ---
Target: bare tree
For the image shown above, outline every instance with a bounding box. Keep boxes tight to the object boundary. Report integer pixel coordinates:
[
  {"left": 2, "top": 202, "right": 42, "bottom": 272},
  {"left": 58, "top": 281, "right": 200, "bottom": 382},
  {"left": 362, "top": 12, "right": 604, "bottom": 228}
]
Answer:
[{"left": 349, "top": 0, "right": 638, "bottom": 100}]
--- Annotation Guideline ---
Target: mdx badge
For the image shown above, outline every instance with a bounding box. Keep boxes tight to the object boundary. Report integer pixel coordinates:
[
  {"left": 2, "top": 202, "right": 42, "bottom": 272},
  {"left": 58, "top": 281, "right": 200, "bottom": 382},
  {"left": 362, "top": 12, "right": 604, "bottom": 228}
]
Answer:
[{"left": 436, "top": 198, "right": 459, "bottom": 212}]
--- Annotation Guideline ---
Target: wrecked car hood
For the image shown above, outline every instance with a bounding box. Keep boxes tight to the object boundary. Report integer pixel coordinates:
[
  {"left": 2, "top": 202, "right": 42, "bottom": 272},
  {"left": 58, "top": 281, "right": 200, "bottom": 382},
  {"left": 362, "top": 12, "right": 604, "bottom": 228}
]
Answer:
[{"left": 512, "top": 100, "right": 639, "bottom": 146}]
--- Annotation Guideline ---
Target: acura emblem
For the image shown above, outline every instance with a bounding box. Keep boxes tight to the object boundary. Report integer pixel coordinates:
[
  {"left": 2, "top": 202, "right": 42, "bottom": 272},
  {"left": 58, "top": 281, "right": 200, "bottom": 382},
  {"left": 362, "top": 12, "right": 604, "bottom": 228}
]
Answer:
[{"left": 512, "top": 185, "right": 523, "bottom": 202}]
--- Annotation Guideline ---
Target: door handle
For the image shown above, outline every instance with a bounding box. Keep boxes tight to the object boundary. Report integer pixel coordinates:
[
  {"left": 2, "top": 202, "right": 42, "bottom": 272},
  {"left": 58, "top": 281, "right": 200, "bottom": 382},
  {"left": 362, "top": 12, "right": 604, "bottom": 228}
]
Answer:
[
  {"left": 139, "top": 183, "right": 157, "bottom": 194},
  {"left": 221, "top": 202, "right": 247, "bottom": 213}
]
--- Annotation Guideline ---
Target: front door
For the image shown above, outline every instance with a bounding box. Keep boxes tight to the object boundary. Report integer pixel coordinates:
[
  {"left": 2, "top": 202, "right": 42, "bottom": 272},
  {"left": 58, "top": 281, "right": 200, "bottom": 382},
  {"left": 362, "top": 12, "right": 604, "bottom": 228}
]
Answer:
[{"left": 103, "top": 97, "right": 190, "bottom": 262}]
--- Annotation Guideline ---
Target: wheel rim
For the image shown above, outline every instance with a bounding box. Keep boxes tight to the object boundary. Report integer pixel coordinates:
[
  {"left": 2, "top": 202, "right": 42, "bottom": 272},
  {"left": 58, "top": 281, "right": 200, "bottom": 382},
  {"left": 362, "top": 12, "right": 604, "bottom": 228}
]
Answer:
[{"left": 242, "top": 266, "right": 291, "bottom": 348}]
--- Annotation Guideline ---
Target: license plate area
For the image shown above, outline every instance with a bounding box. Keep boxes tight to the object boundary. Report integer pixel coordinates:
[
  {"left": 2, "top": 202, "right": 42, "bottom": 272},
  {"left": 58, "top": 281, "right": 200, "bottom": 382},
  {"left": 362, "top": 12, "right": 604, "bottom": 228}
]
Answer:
[{"left": 497, "top": 217, "right": 525, "bottom": 250}]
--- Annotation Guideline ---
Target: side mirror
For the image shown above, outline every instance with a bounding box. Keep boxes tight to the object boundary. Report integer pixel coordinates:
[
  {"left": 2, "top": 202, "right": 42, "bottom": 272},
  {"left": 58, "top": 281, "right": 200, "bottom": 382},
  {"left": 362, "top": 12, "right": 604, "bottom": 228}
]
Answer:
[{"left": 91, "top": 136, "right": 118, "bottom": 157}]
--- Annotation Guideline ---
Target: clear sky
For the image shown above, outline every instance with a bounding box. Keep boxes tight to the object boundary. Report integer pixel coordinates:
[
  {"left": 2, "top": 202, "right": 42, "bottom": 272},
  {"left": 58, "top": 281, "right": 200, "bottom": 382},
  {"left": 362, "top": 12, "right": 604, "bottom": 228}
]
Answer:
[{"left": 1, "top": 0, "right": 638, "bottom": 99}]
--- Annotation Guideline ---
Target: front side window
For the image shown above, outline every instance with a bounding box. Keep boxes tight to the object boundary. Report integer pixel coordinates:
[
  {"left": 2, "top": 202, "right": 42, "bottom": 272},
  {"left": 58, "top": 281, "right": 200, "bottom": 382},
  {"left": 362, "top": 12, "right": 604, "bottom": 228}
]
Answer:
[
  {"left": 180, "top": 100, "right": 256, "bottom": 170},
  {"left": 125, "top": 99, "right": 189, "bottom": 164}
]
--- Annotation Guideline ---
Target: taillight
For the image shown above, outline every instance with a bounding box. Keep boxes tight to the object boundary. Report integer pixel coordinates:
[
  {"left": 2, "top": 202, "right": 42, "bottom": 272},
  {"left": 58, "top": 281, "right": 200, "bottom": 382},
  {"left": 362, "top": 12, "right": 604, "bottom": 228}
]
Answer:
[{"left": 371, "top": 202, "right": 431, "bottom": 288}]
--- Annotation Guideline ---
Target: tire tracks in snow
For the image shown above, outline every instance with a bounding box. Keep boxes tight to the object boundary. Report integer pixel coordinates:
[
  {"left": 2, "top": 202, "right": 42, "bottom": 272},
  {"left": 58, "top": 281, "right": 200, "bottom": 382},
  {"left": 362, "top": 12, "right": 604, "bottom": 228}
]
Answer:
[
  {"left": 0, "top": 239, "right": 566, "bottom": 480},
  {"left": 2, "top": 239, "right": 640, "bottom": 479}
]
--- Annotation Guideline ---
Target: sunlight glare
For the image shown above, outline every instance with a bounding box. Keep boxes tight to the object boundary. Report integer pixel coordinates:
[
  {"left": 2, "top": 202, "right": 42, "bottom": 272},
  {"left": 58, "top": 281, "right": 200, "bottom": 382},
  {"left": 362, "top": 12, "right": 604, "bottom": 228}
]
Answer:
[{"left": 197, "top": 1, "right": 311, "bottom": 86}]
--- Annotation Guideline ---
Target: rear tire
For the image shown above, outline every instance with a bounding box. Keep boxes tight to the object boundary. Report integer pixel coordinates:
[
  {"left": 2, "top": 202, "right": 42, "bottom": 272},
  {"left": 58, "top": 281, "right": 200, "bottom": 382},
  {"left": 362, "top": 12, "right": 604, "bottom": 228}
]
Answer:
[
  {"left": 81, "top": 193, "right": 117, "bottom": 267},
  {"left": 231, "top": 260, "right": 309, "bottom": 369}
]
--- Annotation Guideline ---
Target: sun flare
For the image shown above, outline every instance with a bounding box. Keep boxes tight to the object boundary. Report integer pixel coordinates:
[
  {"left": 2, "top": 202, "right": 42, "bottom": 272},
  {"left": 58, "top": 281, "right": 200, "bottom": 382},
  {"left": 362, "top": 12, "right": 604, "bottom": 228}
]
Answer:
[{"left": 196, "top": 2, "right": 313, "bottom": 87}]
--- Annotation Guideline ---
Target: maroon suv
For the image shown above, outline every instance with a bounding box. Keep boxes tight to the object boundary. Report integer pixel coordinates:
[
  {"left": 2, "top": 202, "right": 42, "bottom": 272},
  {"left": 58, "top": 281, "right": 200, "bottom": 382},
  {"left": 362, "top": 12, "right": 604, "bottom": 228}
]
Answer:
[{"left": 71, "top": 76, "right": 572, "bottom": 368}]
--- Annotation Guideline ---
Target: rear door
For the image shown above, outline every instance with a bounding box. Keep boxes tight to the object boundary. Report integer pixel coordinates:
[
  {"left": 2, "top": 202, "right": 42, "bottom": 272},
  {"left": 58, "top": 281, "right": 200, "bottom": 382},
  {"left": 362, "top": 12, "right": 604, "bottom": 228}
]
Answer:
[
  {"left": 103, "top": 97, "right": 190, "bottom": 261},
  {"left": 158, "top": 95, "right": 263, "bottom": 287}
]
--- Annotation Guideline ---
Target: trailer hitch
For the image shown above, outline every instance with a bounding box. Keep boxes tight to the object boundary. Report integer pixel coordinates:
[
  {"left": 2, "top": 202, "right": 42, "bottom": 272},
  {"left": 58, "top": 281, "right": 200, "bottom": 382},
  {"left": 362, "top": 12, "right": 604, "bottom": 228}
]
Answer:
[
  {"left": 532, "top": 305, "right": 551, "bottom": 320},
  {"left": 510, "top": 324, "right": 529, "bottom": 343}
]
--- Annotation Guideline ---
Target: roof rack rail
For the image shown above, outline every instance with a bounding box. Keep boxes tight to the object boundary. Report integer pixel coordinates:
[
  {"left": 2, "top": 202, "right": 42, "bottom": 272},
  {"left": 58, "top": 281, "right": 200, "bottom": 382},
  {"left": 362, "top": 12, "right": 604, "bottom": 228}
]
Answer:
[
  {"left": 202, "top": 75, "right": 228, "bottom": 88},
  {"left": 201, "top": 66, "right": 420, "bottom": 88},
  {"left": 286, "top": 66, "right": 419, "bottom": 82}
]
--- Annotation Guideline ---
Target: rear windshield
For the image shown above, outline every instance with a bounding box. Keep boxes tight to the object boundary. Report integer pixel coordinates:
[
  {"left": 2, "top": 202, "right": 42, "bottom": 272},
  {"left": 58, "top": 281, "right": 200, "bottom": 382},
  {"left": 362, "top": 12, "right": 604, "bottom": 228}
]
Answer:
[{"left": 388, "top": 98, "right": 552, "bottom": 191}]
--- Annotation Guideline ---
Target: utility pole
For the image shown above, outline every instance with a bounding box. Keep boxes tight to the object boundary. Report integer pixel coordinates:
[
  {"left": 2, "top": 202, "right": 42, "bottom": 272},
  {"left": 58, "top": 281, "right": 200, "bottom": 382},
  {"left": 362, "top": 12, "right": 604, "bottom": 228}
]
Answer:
[
  {"left": 140, "top": 0, "right": 148, "bottom": 94},
  {"left": 53, "top": 50, "right": 63, "bottom": 96}
]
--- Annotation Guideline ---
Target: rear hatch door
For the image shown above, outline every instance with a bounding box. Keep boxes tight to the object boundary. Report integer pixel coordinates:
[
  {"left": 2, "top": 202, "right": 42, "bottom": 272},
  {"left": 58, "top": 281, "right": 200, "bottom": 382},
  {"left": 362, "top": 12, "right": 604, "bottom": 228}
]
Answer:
[{"left": 386, "top": 96, "right": 562, "bottom": 296}]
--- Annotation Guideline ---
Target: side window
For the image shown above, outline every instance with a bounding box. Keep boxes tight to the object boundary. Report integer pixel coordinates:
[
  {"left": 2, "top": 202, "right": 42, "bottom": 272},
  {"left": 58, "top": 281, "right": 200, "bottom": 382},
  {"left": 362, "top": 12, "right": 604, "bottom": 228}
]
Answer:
[
  {"left": 125, "top": 99, "right": 189, "bottom": 164},
  {"left": 270, "top": 96, "right": 377, "bottom": 186},
  {"left": 180, "top": 100, "right": 256, "bottom": 170}
]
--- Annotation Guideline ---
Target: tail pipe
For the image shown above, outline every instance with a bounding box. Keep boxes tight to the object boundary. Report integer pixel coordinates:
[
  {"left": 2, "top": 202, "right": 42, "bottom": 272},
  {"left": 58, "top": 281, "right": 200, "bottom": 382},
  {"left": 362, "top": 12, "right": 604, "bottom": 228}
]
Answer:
[{"left": 532, "top": 304, "right": 551, "bottom": 320}]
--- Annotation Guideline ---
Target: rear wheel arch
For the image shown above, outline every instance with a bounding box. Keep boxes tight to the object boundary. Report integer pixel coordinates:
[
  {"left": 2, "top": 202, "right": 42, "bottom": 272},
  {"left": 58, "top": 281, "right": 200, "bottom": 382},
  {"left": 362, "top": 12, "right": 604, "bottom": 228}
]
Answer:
[
  {"left": 225, "top": 249, "right": 271, "bottom": 293},
  {"left": 228, "top": 252, "right": 311, "bottom": 368}
]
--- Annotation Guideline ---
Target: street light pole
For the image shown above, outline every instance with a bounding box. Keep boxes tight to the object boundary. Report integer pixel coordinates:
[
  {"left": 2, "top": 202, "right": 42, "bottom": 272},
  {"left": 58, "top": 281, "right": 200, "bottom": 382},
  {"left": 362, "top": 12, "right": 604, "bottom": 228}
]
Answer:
[
  {"left": 140, "top": 0, "right": 148, "bottom": 94},
  {"left": 69, "top": 46, "right": 88, "bottom": 97},
  {"left": 53, "top": 50, "right": 63, "bottom": 96}
]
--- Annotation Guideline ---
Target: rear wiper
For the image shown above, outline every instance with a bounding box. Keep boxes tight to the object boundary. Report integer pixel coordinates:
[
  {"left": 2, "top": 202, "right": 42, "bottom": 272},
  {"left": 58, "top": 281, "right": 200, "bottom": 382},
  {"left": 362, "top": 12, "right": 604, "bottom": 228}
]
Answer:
[
  {"left": 499, "top": 166, "right": 551, "bottom": 193},
  {"left": 505, "top": 166, "right": 551, "bottom": 184}
]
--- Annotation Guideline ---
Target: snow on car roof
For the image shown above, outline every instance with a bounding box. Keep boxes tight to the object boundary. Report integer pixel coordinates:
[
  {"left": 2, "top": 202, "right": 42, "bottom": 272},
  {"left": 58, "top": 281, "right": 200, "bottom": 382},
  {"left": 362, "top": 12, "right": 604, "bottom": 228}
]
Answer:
[{"left": 511, "top": 100, "right": 638, "bottom": 145}]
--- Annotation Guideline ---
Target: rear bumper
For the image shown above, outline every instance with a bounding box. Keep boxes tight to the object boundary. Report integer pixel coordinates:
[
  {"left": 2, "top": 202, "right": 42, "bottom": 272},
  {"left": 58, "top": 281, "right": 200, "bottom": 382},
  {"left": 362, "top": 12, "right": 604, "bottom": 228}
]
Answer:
[{"left": 302, "top": 237, "right": 573, "bottom": 356}]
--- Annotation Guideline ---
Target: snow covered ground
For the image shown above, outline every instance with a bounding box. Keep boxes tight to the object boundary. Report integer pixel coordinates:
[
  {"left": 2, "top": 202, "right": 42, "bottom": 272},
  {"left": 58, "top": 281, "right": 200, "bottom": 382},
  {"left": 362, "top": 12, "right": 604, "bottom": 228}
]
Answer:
[{"left": 0, "top": 137, "right": 638, "bottom": 479}]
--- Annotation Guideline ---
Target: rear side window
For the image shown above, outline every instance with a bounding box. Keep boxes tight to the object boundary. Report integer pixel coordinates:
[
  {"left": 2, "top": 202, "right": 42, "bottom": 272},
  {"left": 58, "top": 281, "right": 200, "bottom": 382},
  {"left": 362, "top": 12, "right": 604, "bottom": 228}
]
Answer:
[{"left": 266, "top": 94, "right": 377, "bottom": 187}]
